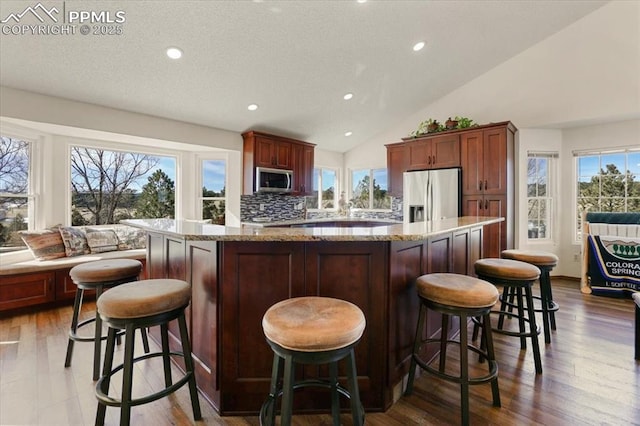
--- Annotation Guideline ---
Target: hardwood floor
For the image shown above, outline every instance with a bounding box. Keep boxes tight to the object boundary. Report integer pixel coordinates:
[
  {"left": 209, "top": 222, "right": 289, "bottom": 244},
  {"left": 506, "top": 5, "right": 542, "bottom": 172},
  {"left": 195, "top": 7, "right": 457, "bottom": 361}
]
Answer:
[{"left": 1, "top": 279, "right": 638, "bottom": 425}]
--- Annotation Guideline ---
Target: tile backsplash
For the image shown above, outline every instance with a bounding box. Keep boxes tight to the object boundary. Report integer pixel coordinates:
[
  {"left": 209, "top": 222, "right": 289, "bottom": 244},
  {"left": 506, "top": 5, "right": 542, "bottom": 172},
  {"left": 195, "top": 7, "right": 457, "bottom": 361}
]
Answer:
[{"left": 241, "top": 193, "right": 403, "bottom": 222}]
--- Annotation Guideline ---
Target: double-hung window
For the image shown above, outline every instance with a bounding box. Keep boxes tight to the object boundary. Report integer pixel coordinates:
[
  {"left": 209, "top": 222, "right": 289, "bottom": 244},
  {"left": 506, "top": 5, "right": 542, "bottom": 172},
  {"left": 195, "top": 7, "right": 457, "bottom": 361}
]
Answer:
[
  {"left": 0, "top": 136, "right": 32, "bottom": 250},
  {"left": 307, "top": 167, "right": 338, "bottom": 210},
  {"left": 527, "top": 152, "right": 557, "bottom": 240},
  {"left": 575, "top": 147, "right": 640, "bottom": 240},
  {"left": 200, "top": 159, "right": 226, "bottom": 224}
]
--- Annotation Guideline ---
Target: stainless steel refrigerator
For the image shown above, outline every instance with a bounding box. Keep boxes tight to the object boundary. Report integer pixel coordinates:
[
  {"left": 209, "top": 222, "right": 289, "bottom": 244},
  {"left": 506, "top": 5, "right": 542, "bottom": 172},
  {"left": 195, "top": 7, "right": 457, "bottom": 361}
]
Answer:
[{"left": 403, "top": 168, "right": 461, "bottom": 224}]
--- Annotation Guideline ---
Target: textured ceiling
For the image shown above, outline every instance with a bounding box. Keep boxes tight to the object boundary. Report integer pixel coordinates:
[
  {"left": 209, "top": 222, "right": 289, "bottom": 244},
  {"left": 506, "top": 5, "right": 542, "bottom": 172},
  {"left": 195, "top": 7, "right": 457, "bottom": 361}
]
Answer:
[{"left": 0, "top": 1, "right": 607, "bottom": 152}]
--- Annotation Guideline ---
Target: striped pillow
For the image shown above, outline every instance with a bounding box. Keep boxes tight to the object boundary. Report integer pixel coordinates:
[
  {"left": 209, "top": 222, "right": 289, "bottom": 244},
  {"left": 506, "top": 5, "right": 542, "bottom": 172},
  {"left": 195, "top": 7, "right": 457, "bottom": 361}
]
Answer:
[{"left": 19, "top": 228, "right": 66, "bottom": 260}]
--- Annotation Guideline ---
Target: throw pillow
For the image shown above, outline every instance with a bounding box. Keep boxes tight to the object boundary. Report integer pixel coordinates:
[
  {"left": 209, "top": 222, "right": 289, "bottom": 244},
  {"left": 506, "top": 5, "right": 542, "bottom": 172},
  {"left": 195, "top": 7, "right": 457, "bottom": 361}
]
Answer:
[
  {"left": 18, "top": 228, "right": 66, "bottom": 260},
  {"left": 84, "top": 228, "right": 119, "bottom": 253},
  {"left": 59, "top": 226, "right": 90, "bottom": 257},
  {"left": 113, "top": 226, "right": 147, "bottom": 250}
]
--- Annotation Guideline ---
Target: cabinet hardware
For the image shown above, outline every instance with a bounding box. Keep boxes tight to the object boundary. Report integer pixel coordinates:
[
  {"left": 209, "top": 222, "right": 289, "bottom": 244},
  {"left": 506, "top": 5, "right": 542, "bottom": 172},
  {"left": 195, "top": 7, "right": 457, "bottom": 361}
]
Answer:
[
  {"left": 485, "top": 200, "right": 488, "bottom": 210},
  {"left": 432, "top": 155, "right": 435, "bottom": 164},
  {"left": 479, "top": 180, "right": 483, "bottom": 191},
  {"left": 484, "top": 180, "right": 488, "bottom": 190},
  {"left": 427, "top": 156, "right": 431, "bottom": 165},
  {"left": 478, "top": 200, "right": 482, "bottom": 210}
]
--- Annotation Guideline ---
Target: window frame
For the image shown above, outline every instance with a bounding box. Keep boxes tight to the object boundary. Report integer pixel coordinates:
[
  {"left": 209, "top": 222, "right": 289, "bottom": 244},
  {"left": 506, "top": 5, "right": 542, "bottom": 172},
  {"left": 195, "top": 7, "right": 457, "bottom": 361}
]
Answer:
[
  {"left": 526, "top": 152, "right": 557, "bottom": 242},
  {"left": 349, "top": 167, "right": 391, "bottom": 211},
  {"left": 68, "top": 141, "right": 179, "bottom": 225},
  {"left": 198, "top": 156, "right": 227, "bottom": 224},
  {"left": 308, "top": 166, "right": 339, "bottom": 211},
  {"left": 573, "top": 147, "right": 640, "bottom": 242}
]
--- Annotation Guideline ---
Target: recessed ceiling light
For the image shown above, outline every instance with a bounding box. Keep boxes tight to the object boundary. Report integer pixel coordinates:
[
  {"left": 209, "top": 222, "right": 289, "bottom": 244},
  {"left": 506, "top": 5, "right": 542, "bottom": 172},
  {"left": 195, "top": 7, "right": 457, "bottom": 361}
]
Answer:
[
  {"left": 413, "top": 41, "right": 425, "bottom": 52},
  {"left": 357, "top": 0, "right": 367, "bottom": 3},
  {"left": 166, "top": 47, "right": 183, "bottom": 59},
  {"left": 247, "top": 104, "right": 259, "bottom": 111},
  {"left": 345, "top": 131, "right": 353, "bottom": 137},
  {"left": 343, "top": 93, "right": 353, "bottom": 100}
]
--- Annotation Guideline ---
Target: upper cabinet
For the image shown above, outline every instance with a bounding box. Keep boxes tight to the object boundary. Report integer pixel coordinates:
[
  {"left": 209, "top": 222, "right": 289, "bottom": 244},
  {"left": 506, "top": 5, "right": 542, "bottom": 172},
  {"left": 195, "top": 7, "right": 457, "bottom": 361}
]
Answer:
[
  {"left": 406, "top": 134, "right": 461, "bottom": 171},
  {"left": 242, "top": 131, "right": 315, "bottom": 195},
  {"left": 386, "top": 143, "right": 409, "bottom": 198}
]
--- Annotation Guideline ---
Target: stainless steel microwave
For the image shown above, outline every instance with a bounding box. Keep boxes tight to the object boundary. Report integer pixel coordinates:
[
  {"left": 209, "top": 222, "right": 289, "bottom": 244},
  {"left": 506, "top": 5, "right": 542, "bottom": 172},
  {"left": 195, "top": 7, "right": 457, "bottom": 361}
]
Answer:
[{"left": 256, "top": 167, "right": 293, "bottom": 193}]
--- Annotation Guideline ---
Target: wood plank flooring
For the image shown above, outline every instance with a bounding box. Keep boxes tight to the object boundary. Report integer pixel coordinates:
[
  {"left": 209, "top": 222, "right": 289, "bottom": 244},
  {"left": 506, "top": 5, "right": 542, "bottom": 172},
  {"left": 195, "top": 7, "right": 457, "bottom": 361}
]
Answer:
[{"left": 1, "top": 279, "right": 638, "bottom": 425}]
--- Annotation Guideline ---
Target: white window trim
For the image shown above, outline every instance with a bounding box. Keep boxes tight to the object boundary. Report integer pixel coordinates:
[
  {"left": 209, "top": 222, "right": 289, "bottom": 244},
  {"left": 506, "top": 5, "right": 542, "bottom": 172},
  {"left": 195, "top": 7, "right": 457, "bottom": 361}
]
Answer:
[
  {"left": 349, "top": 167, "right": 392, "bottom": 212},
  {"left": 526, "top": 152, "right": 557, "bottom": 243},
  {"left": 196, "top": 154, "right": 228, "bottom": 222},
  {"left": 308, "top": 166, "right": 340, "bottom": 211}
]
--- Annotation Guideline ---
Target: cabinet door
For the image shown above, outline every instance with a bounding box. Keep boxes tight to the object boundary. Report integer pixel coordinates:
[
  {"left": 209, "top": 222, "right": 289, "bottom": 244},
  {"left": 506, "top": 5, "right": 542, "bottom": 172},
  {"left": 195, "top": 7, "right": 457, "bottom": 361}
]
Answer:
[
  {"left": 431, "top": 134, "right": 460, "bottom": 168},
  {"left": 469, "top": 226, "right": 483, "bottom": 276},
  {"left": 387, "top": 144, "right": 408, "bottom": 197},
  {"left": 0, "top": 271, "right": 55, "bottom": 311},
  {"left": 254, "top": 136, "right": 276, "bottom": 168},
  {"left": 304, "top": 241, "right": 386, "bottom": 410},
  {"left": 407, "top": 140, "right": 431, "bottom": 170},
  {"left": 274, "top": 141, "right": 292, "bottom": 169},
  {"left": 460, "top": 130, "right": 483, "bottom": 195},
  {"left": 427, "top": 232, "right": 452, "bottom": 274},
  {"left": 452, "top": 228, "right": 470, "bottom": 276},
  {"left": 292, "top": 144, "right": 314, "bottom": 194},
  {"left": 483, "top": 195, "right": 507, "bottom": 258},
  {"left": 219, "top": 241, "right": 305, "bottom": 413},
  {"left": 462, "top": 194, "right": 483, "bottom": 217},
  {"left": 482, "top": 128, "right": 508, "bottom": 195}
]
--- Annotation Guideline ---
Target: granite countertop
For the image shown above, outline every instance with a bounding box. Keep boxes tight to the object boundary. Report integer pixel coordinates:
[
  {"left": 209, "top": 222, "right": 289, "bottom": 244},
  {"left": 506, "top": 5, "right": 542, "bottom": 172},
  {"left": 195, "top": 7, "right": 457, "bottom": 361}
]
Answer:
[
  {"left": 242, "top": 217, "right": 403, "bottom": 227},
  {"left": 122, "top": 217, "right": 503, "bottom": 242}
]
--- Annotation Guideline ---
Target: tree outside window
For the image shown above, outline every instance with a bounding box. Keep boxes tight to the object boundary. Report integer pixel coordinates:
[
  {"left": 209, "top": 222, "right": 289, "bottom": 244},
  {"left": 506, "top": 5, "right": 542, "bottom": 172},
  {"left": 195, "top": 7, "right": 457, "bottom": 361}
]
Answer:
[
  {"left": 0, "top": 136, "right": 30, "bottom": 250},
  {"left": 71, "top": 147, "right": 176, "bottom": 225},
  {"left": 306, "top": 168, "right": 337, "bottom": 210},
  {"left": 351, "top": 168, "right": 390, "bottom": 210},
  {"left": 575, "top": 149, "right": 640, "bottom": 240},
  {"left": 201, "top": 159, "right": 226, "bottom": 225}
]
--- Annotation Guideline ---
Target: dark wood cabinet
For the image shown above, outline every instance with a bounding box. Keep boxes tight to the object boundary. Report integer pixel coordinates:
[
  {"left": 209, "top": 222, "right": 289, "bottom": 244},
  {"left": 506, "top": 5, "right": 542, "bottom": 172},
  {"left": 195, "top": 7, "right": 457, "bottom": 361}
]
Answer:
[
  {"left": 460, "top": 122, "right": 515, "bottom": 258},
  {"left": 0, "top": 271, "right": 54, "bottom": 311},
  {"left": 242, "top": 130, "right": 315, "bottom": 195},
  {"left": 406, "top": 134, "right": 460, "bottom": 171},
  {"left": 386, "top": 143, "right": 408, "bottom": 197},
  {"left": 291, "top": 143, "right": 314, "bottom": 194}
]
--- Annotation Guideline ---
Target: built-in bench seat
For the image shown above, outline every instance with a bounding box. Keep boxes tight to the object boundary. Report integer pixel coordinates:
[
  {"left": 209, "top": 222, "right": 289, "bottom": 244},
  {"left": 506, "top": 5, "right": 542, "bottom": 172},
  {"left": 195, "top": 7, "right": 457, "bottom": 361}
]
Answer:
[{"left": 0, "top": 225, "right": 147, "bottom": 313}]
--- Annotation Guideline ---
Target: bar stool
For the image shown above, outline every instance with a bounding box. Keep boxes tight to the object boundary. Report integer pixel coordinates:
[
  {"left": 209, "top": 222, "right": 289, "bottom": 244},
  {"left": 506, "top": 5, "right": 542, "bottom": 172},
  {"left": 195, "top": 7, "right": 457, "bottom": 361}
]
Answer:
[
  {"left": 405, "top": 273, "right": 501, "bottom": 426},
  {"left": 474, "top": 258, "right": 543, "bottom": 374},
  {"left": 95, "top": 279, "right": 201, "bottom": 426},
  {"left": 501, "top": 249, "right": 559, "bottom": 344},
  {"left": 260, "top": 296, "right": 366, "bottom": 426},
  {"left": 64, "top": 259, "right": 149, "bottom": 381}
]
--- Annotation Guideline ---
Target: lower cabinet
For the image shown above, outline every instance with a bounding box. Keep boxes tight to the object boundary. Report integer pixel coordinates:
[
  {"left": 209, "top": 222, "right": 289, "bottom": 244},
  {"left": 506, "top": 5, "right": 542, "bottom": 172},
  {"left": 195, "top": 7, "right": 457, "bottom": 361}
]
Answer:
[
  {"left": 0, "top": 271, "right": 55, "bottom": 311},
  {"left": 145, "top": 229, "right": 482, "bottom": 414}
]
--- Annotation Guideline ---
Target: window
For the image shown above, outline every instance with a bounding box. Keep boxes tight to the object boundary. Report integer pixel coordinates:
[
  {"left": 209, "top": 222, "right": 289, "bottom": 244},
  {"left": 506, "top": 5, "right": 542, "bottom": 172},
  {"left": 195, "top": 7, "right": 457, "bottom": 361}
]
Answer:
[
  {"left": 350, "top": 168, "right": 391, "bottom": 210},
  {"left": 70, "top": 146, "right": 176, "bottom": 225},
  {"left": 575, "top": 148, "right": 640, "bottom": 239},
  {"left": 201, "top": 159, "right": 226, "bottom": 224},
  {"left": 306, "top": 167, "right": 338, "bottom": 210},
  {"left": 527, "top": 152, "right": 557, "bottom": 240},
  {"left": 0, "top": 136, "right": 32, "bottom": 250}
]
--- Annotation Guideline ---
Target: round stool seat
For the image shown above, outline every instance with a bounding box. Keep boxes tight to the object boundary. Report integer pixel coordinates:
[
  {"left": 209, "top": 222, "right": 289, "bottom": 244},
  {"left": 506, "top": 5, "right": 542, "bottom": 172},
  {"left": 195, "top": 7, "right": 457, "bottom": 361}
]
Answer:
[
  {"left": 97, "top": 279, "right": 190, "bottom": 319},
  {"left": 475, "top": 258, "right": 540, "bottom": 281},
  {"left": 262, "top": 296, "right": 366, "bottom": 352},
  {"left": 70, "top": 259, "right": 142, "bottom": 284},
  {"left": 501, "top": 249, "right": 558, "bottom": 267},
  {"left": 416, "top": 273, "right": 499, "bottom": 308}
]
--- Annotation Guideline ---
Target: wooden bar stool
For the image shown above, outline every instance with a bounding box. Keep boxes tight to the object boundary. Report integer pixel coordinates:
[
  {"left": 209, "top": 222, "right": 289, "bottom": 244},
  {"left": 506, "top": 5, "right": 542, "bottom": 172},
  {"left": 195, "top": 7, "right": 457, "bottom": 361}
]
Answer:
[
  {"left": 64, "top": 259, "right": 149, "bottom": 381},
  {"left": 474, "top": 258, "right": 543, "bottom": 374},
  {"left": 501, "top": 249, "right": 559, "bottom": 344},
  {"left": 95, "top": 279, "right": 201, "bottom": 426},
  {"left": 405, "top": 273, "right": 501, "bottom": 426},
  {"left": 260, "top": 296, "right": 366, "bottom": 426}
]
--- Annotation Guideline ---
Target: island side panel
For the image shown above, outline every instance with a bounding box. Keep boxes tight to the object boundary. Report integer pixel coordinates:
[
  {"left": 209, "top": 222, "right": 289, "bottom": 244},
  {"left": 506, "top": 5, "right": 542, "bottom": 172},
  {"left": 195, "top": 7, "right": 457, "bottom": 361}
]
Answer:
[
  {"left": 304, "top": 241, "right": 387, "bottom": 412},
  {"left": 187, "top": 240, "right": 220, "bottom": 410},
  {"left": 219, "top": 241, "right": 306, "bottom": 415}
]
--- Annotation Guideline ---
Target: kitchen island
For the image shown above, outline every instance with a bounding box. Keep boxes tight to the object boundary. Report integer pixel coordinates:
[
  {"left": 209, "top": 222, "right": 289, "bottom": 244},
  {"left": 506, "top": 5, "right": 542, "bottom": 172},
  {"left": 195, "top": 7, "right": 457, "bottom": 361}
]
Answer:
[{"left": 123, "top": 216, "right": 503, "bottom": 415}]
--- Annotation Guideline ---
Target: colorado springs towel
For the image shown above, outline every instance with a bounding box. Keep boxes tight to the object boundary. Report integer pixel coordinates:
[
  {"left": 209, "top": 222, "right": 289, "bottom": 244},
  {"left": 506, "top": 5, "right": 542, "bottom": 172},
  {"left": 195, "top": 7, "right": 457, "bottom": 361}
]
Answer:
[{"left": 588, "top": 235, "right": 640, "bottom": 292}]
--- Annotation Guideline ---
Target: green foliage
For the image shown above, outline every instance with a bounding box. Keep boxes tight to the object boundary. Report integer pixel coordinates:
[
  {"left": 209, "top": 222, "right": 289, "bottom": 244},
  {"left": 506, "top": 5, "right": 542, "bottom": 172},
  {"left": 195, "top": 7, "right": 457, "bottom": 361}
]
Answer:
[
  {"left": 351, "top": 175, "right": 390, "bottom": 209},
  {"left": 577, "top": 163, "right": 639, "bottom": 213},
  {"left": 135, "top": 170, "right": 175, "bottom": 219},
  {"left": 454, "top": 116, "right": 475, "bottom": 128},
  {"left": 411, "top": 116, "right": 476, "bottom": 136}
]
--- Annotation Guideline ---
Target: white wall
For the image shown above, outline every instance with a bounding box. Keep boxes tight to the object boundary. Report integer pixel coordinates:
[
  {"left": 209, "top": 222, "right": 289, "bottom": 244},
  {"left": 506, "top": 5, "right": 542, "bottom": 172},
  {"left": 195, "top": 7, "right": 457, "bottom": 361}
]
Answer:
[{"left": 344, "top": 1, "right": 639, "bottom": 277}]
